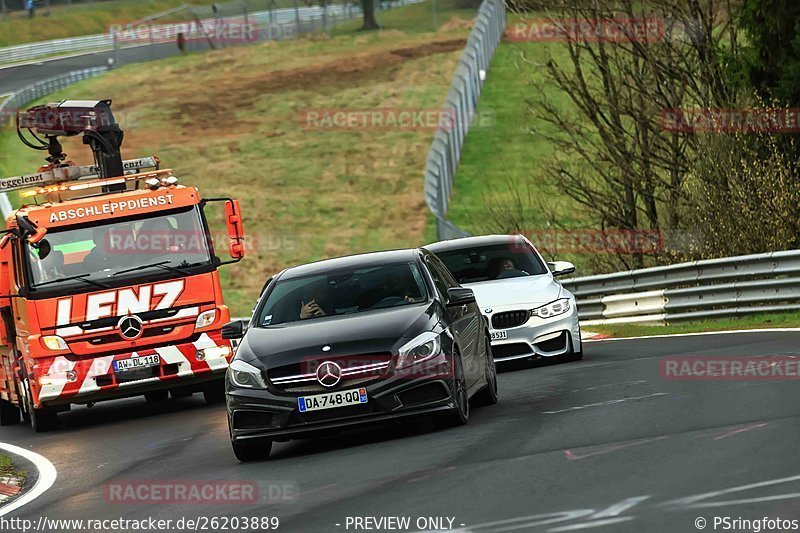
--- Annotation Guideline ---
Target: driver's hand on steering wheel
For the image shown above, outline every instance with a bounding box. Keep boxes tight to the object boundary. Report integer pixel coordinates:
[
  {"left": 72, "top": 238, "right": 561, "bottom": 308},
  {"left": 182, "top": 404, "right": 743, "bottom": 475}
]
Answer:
[{"left": 300, "top": 300, "right": 325, "bottom": 319}]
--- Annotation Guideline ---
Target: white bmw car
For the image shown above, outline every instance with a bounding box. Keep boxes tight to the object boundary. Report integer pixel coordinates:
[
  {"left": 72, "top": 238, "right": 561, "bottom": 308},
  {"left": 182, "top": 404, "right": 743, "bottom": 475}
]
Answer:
[{"left": 426, "top": 235, "right": 581, "bottom": 363}]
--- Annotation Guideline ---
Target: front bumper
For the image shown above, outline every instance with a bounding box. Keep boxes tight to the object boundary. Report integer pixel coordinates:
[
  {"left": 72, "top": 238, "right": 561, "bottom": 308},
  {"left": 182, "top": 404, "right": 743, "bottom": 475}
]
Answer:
[
  {"left": 34, "top": 332, "right": 232, "bottom": 407},
  {"left": 487, "top": 305, "right": 581, "bottom": 362},
  {"left": 227, "top": 359, "right": 458, "bottom": 442}
]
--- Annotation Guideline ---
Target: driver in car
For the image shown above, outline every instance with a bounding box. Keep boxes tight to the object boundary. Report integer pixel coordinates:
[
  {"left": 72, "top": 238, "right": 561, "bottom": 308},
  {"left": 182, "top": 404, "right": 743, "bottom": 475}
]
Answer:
[{"left": 487, "top": 257, "right": 516, "bottom": 279}]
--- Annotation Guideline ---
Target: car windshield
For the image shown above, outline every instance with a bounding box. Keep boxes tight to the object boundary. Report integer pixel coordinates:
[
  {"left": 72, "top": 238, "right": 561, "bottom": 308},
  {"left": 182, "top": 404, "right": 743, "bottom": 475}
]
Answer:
[
  {"left": 433, "top": 242, "right": 548, "bottom": 283},
  {"left": 255, "top": 262, "right": 429, "bottom": 326},
  {"left": 24, "top": 205, "right": 213, "bottom": 292}
]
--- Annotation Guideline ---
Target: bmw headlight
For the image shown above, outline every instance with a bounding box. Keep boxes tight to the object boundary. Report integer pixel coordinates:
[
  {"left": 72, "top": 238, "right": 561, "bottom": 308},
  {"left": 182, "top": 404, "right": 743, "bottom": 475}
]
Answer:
[
  {"left": 530, "top": 298, "right": 571, "bottom": 319},
  {"left": 396, "top": 332, "right": 441, "bottom": 369},
  {"left": 228, "top": 359, "right": 267, "bottom": 389}
]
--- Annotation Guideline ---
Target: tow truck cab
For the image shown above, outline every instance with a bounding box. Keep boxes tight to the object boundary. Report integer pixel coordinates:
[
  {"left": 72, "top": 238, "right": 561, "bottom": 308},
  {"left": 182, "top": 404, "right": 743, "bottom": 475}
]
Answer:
[{"left": 0, "top": 100, "right": 246, "bottom": 431}]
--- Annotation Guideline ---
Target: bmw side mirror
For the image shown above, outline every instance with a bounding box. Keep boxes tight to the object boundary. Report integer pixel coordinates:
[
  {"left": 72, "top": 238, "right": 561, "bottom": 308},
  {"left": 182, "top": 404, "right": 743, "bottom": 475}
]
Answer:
[
  {"left": 221, "top": 320, "right": 245, "bottom": 339},
  {"left": 548, "top": 261, "right": 575, "bottom": 277},
  {"left": 446, "top": 287, "right": 476, "bottom": 307}
]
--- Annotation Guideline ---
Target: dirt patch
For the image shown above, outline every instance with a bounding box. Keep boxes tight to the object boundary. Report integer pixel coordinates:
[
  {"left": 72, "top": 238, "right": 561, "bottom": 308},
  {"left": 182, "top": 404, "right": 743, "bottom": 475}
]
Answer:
[
  {"left": 440, "top": 16, "right": 475, "bottom": 32},
  {"left": 172, "top": 38, "right": 466, "bottom": 130}
]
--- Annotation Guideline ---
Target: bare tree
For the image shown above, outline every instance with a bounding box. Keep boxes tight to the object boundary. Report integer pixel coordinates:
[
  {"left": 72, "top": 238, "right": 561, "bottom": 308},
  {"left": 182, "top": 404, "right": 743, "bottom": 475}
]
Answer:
[{"left": 508, "top": 0, "right": 740, "bottom": 269}]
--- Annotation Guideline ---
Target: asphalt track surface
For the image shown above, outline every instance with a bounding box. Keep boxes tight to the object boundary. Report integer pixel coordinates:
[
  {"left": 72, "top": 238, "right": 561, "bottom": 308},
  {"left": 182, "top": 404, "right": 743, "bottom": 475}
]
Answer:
[
  {"left": 0, "top": 42, "right": 202, "bottom": 95},
  {"left": 2, "top": 330, "right": 800, "bottom": 532}
]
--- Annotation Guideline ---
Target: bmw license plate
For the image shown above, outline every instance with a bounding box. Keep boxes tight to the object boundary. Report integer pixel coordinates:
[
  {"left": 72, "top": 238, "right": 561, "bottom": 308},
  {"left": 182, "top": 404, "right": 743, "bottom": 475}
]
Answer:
[
  {"left": 491, "top": 331, "right": 508, "bottom": 340},
  {"left": 298, "top": 388, "right": 368, "bottom": 412},
  {"left": 113, "top": 354, "right": 161, "bottom": 373}
]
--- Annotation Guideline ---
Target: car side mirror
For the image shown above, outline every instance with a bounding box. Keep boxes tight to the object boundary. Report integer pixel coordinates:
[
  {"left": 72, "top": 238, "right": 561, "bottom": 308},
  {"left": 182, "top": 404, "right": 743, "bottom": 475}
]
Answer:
[
  {"left": 548, "top": 261, "right": 576, "bottom": 277},
  {"left": 446, "top": 287, "right": 476, "bottom": 307},
  {"left": 221, "top": 320, "right": 245, "bottom": 339}
]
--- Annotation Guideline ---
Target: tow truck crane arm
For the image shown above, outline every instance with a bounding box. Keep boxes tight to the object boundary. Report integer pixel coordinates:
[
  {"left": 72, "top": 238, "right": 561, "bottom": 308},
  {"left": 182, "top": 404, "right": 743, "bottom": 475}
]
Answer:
[
  {"left": 0, "top": 100, "right": 160, "bottom": 196},
  {"left": 18, "top": 99, "right": 125, "bottom": 186}
]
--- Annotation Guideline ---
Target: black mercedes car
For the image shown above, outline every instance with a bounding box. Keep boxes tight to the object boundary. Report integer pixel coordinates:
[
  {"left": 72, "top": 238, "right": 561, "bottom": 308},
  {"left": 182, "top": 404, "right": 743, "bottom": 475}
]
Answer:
[{"left": 222, "top": 248, "right": 497, "bottom": 461}]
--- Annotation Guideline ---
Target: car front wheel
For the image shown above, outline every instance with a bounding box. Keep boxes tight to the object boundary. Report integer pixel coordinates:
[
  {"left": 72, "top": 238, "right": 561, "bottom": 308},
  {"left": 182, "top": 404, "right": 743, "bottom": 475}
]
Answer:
[{"left": 435, "top": 351, "right": 470, "bottom": 428}]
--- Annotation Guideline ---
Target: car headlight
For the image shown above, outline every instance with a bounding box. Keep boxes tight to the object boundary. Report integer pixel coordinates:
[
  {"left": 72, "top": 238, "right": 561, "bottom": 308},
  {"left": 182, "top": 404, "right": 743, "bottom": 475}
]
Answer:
[
  {"left": 396, "top": 332, "right": 441, "bottom": 369},
  {"left": 195, "top": 309, "right": 218, "bottom": 329},
  {"left": 228, "top": 359, "right": 267, "bottom": 389},
  {"left": 530, "top": 298, "right": 571, "bottom": 319}
]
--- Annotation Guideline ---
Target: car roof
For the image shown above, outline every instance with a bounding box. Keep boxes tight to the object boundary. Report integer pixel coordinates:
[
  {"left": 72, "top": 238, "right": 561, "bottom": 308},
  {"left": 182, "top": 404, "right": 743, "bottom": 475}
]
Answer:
[
  {"left": 279, "top": 249, "right": 424, "bottom": 280},
  {"left": 424, "top": 234, "right": 526, "bottom": 253}
]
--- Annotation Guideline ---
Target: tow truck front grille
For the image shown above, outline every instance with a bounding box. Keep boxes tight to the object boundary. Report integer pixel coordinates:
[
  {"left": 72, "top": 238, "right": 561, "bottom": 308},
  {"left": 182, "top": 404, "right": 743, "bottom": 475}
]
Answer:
[{"left": 86, "top": 325, "right": 177, "bottom": 345}]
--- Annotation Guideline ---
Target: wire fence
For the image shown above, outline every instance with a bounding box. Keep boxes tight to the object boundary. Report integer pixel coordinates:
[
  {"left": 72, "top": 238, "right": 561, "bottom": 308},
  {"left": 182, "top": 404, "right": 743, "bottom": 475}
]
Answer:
[{"left": 423, "top": 0, "right": 504, "bottom": 241}]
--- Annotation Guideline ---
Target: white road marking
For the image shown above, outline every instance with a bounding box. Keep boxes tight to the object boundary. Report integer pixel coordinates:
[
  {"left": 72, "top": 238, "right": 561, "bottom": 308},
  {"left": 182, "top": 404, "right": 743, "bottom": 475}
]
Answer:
[
  {"left": 0, "top": 442, "right": 57, "bottom": 517},
  {"left": 548, "top": 517, "right": 634, "bottom": 531},
  {"left": 669, "top": 473, "right": 800, "bottom": 509},
  {"left": 590, "top": 496, "right": 651, "bottom": 518},
  {"left": 543, "top": 393, "right": 668, "bottom": 414},
  {"left": 569, "top": 380, "right": 646, "bottom": 393},
  {"left": 436, "top": 511, "right": 595, "bottom": 533},
  {"left": 583, "top": 328, "right": 800, "bottom": 343}
]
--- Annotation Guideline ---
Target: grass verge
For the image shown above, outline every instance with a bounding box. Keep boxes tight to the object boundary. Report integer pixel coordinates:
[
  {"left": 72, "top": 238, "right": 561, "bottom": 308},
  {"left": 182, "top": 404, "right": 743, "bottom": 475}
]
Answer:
[
  {"left": 0, "top": 453, "right": 26, "bottom": 481},
  {"left": 0, "top": 0, "right": 475, "bottom": 316},
  {"left": 586, "top": 311, "right": 800, "bottom": 339}
]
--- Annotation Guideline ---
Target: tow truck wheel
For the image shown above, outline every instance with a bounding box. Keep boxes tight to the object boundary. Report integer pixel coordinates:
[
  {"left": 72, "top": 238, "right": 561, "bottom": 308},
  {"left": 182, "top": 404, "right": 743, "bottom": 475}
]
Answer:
[
  {"left": 145, "top": 390, "right": 169, "bottom": 402},
  {"left": 22, "top": 380, "right": 58, "bottom": 432},
  {"left": 0, "top": 399, "right": 21, "bottom": 426},
  {"left": 203, "top": 382, "right": 226, "bottom": 404}
]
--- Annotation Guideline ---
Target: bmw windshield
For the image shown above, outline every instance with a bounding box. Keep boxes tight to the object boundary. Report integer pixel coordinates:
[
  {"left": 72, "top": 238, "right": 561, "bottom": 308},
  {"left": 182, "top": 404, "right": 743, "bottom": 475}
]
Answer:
[
  {"left": 433, "top": 243, "right": 548, "bottom": 284},
  {"left": 255, "top": 262, "right": 429, "bottom": 326},
  {"left": 23, "top": 205, "right": 214, "bottom": 295}
]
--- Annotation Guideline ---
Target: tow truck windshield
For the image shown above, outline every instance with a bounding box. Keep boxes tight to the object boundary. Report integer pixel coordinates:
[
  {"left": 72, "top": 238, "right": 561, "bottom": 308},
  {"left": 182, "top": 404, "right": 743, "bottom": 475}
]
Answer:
[{"left": 23, "top": 205, "right": 213, "bottom": 294}]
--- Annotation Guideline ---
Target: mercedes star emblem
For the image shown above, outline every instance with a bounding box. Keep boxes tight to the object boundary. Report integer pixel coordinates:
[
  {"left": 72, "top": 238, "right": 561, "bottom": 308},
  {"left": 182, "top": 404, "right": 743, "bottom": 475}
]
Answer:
[
  {"left": 117, "top": 315, "right": 144, "bottom": 341},
  {"left": 316, "top": 361, "right": 342, "bottom": 388}
]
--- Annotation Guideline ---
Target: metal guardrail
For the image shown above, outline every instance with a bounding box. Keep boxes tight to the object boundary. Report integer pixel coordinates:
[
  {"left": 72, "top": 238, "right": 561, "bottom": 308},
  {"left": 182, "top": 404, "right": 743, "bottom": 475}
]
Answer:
[
  {"left": 423, "top": 0, "right": 504, "bottom": 240},
  {"left": 562, "top": 250, "right": 800, "bottom": 325}
]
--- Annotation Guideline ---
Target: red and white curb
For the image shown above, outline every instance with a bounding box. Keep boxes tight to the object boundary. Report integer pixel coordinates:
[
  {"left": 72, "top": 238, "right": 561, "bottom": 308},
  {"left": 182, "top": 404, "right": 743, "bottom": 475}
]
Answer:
[
  {"left": 581, "top": 330, "right": 614, "bottom": 341},
  {"left": 0, "top": 443, "right": 57, "bottom": 517},
  {"left": 0, "top": 475, "right": 23, "bottom": 502}
]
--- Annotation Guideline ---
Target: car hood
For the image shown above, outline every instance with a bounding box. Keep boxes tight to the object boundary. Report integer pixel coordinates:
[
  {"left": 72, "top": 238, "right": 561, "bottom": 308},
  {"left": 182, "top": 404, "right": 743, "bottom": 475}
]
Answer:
[
  {"left": 463, "top": 275, "right": 562, "bottom": 309},
  {"left": 237, "top": 302, "right": 438, "bottom": 367}
]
